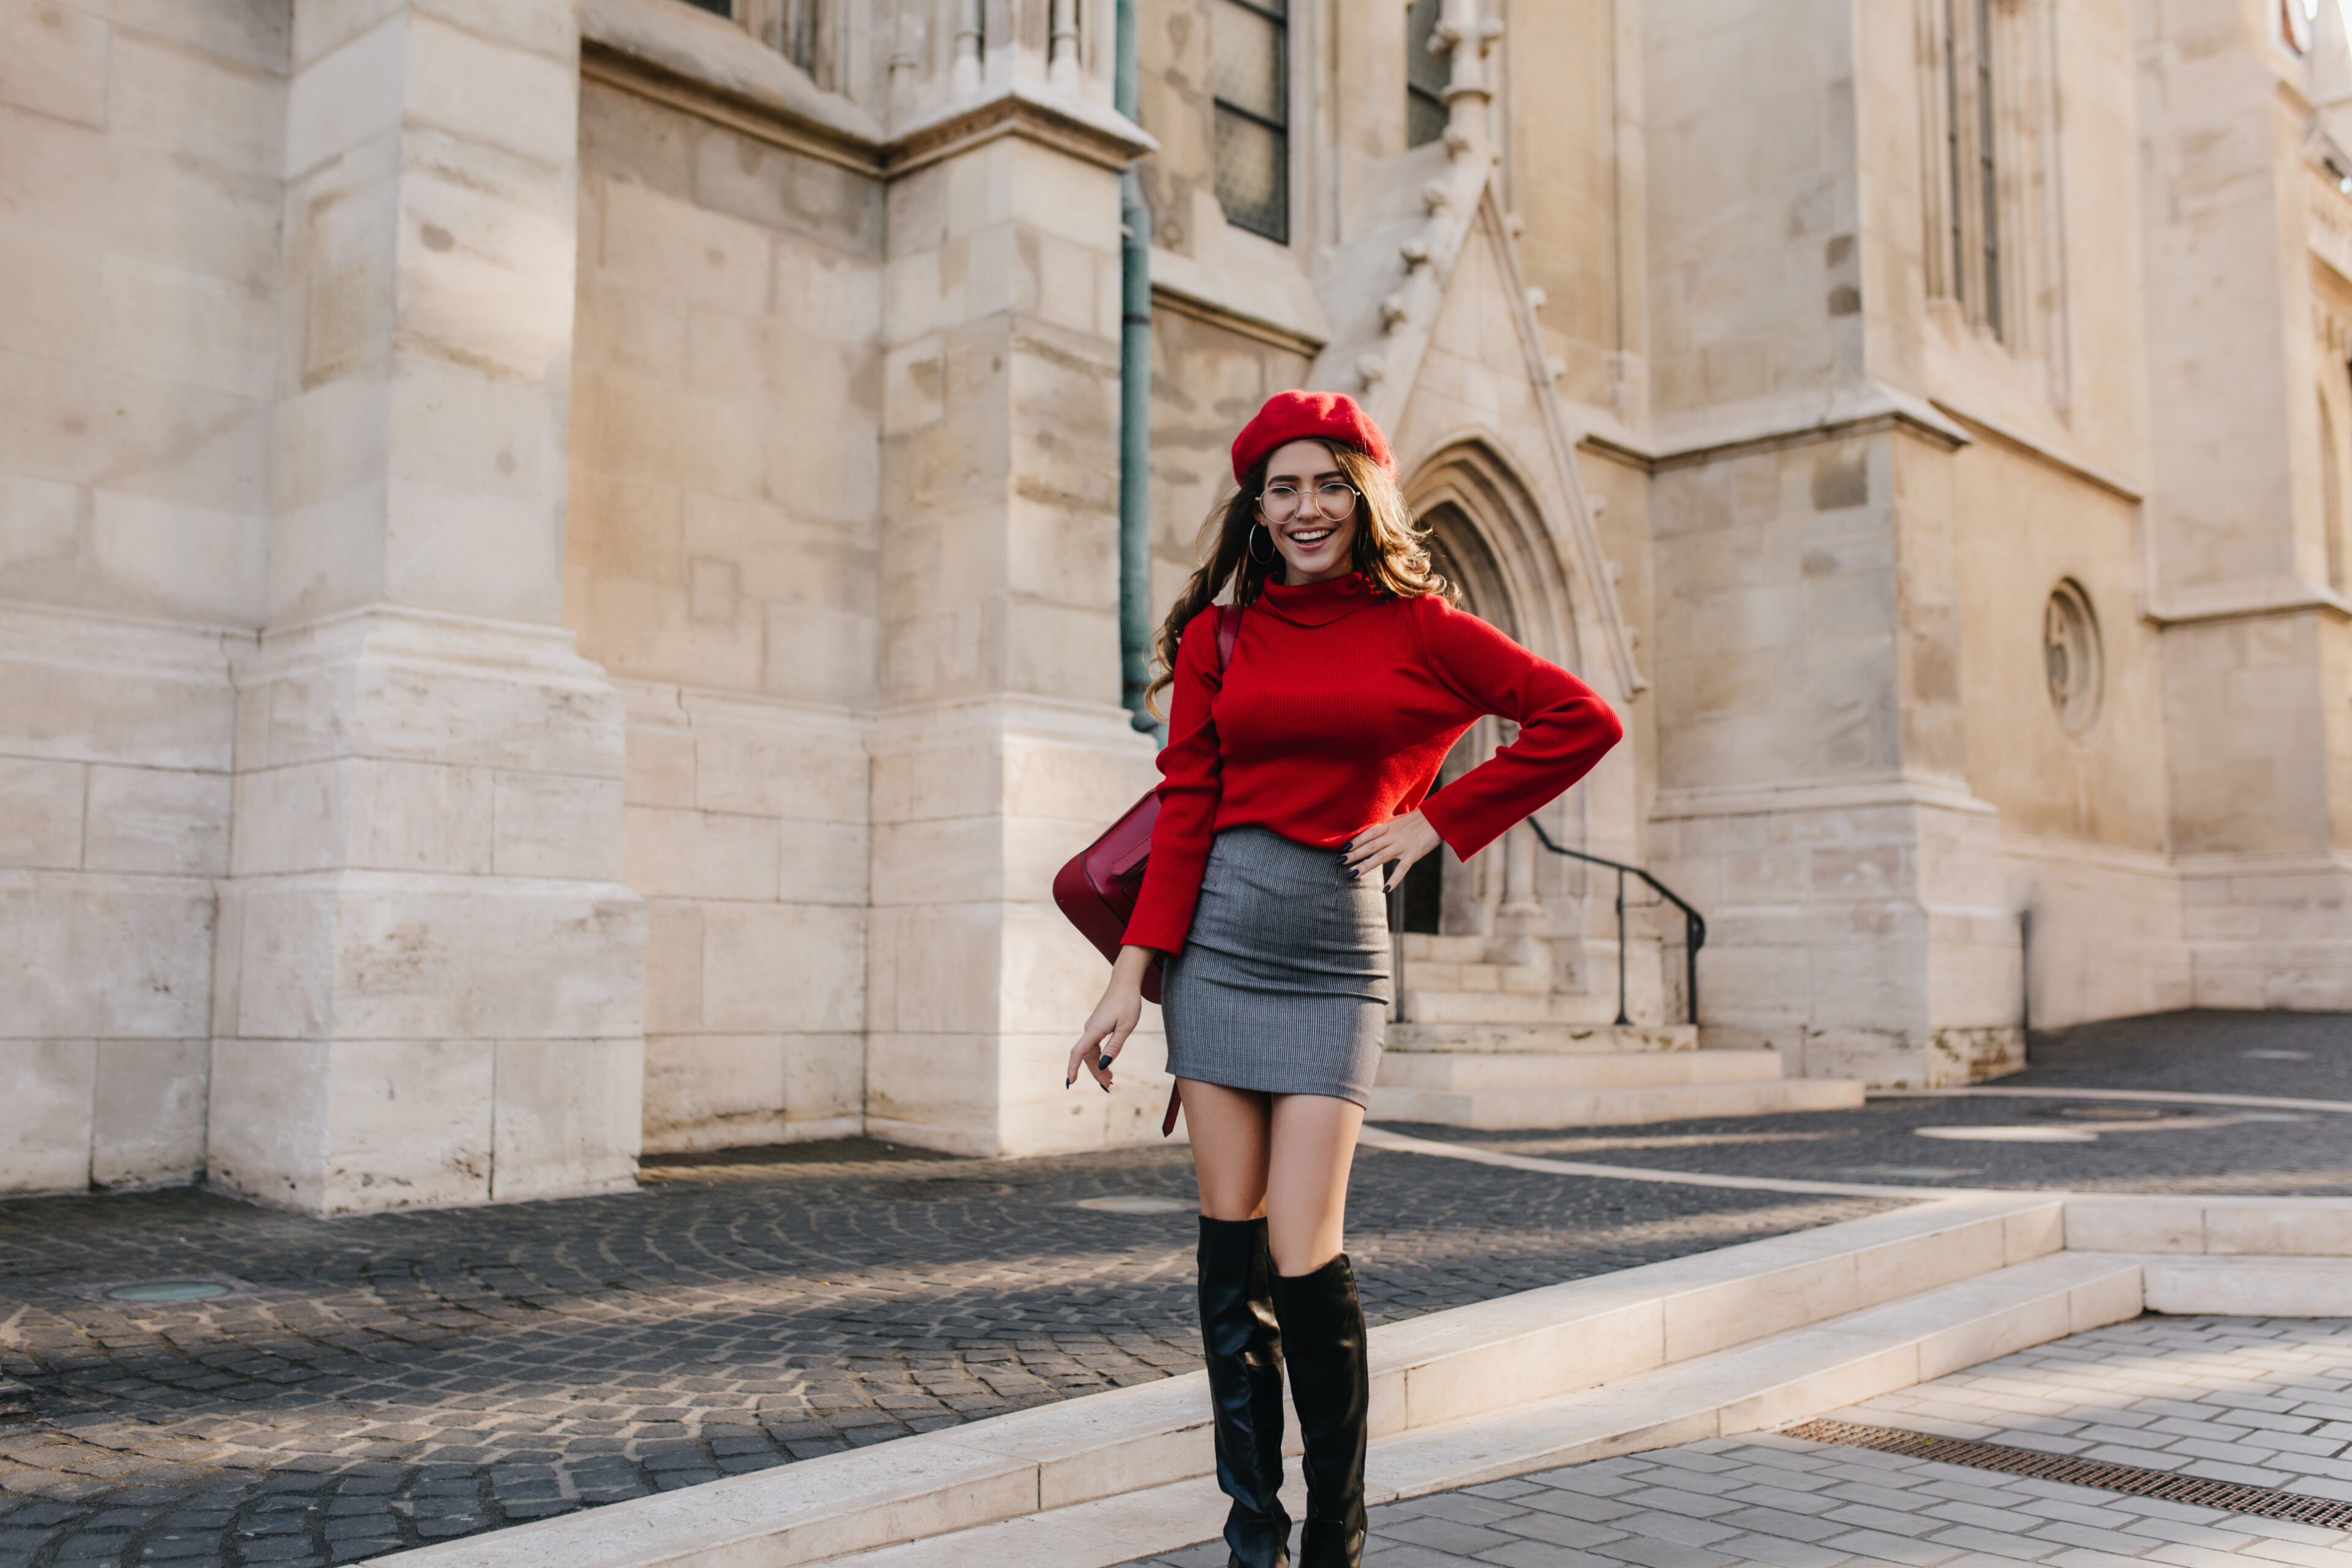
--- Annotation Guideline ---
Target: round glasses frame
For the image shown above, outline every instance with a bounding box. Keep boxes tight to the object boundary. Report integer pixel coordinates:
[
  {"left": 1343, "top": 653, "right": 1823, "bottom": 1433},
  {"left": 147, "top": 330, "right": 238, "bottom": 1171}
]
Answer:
[{"left": 1257, "top": 480, "right": 1361, "bottom": 524}]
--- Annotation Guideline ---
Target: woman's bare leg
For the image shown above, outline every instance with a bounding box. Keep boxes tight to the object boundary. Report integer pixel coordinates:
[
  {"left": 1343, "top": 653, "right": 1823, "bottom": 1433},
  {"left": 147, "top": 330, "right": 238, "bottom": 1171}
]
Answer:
[
  {"left": 1178, "top": 1078, "right": 1273, "bottom": 1220},
  {"left": 1262, "top": 1093, "right": 1365, "bottom": 1277}
]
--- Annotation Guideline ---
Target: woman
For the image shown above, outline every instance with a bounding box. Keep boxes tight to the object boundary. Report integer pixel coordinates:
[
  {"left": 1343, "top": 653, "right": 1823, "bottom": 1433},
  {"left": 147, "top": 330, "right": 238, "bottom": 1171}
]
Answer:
[{"left": 1065, "top": 391, "right": 1623, "bottom": 1568}]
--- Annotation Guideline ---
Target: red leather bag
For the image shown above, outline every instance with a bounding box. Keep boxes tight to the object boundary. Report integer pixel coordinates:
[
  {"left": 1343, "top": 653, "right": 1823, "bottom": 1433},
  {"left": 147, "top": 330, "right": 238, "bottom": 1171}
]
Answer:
[{"left": 1053, "top": 605, "right": 1240, "bottom": 1133}]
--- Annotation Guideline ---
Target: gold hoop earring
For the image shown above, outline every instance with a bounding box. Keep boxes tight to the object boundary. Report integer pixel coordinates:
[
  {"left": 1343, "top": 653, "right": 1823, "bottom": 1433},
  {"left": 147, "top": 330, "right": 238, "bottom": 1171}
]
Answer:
[{"left": 1247, "top": 522, "right": 1275, "bottom": 566}]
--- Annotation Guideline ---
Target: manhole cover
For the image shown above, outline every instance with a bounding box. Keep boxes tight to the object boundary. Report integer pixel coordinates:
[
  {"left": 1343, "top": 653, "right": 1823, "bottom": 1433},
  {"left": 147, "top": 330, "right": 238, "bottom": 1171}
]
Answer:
[
  {"left": 105, "top": 1281, "right": 232, "bottom": 1303},
  {"left": 866, "top": 1179, "right": 1014, "bottom": 1200},
  {"left": 1073, "top": 1195, "right": 1189, "bottom": 1214},
  {"left": 2246, "top": 1049, "right": 2313, "bottom": 1061}
]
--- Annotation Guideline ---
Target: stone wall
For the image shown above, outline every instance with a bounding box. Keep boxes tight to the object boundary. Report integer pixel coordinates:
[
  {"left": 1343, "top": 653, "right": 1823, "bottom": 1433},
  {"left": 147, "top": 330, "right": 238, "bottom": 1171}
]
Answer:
[
  {"left": 7, "top": 0, "right": 2352, "bottom": 1203},
  {"left": 1144, "top": 307, "right": 1311, "bottom": 619},
  {"left": 0, "top": 1, "right": 286, "bottom": 1194},
  {"left": 2136, "top": 0, "right": 2352, "bottom": 1011},
  {"left": 1647, "top": 428, "right": 2020, "bottom": 1087},
  {"left": 565, "top": 78, "right": 883, "bottom": 1152}
]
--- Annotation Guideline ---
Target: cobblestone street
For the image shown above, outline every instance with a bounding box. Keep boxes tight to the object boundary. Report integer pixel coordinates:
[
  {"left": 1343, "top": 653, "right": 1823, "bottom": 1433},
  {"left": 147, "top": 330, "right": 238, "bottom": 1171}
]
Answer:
[
  {"left": 1130, "top": 1314, "right": 2352, "bottom": 1567},
  {"left": 0, "top": 1140, "right": 1880, "bottom": 1568}
]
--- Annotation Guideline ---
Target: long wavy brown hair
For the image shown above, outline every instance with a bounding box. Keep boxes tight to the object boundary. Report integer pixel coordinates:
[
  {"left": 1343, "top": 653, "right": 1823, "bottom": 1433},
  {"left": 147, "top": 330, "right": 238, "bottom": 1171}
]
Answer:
[{"left": 1145, "top": 441, "right": 1451, "bottom": 720}]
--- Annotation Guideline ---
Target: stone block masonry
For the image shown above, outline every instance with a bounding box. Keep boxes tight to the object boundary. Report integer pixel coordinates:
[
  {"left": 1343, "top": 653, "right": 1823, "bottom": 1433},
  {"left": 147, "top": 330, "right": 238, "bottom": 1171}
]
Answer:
[{"left": 9, "top": 0, "right": 2352, "bottom": 1202}]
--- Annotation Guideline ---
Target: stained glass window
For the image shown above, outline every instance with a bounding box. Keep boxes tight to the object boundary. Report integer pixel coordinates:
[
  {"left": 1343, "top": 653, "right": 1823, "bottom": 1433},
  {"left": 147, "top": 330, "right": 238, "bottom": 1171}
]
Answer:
[{"left": 1212, "top": 0, "right": 1289, "bottom": 243}]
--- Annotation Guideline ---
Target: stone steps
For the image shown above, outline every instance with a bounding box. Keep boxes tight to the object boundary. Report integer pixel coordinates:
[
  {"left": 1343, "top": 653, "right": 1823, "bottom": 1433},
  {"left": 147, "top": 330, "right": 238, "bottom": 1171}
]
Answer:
[
  {"left": 1377, "top": 1048, "right": 1789, "bottom": 1093},
  {"left": 1367, "top": 1074, "right": 1866, "bottom": 1129},
  {"left": 366, "top": 1191, "right": 2352, "bottom": 1568},
  {"left": 363, "top": 1196, "right": 2072, "bottom": 1568},
  {"left": 1391, "top": 958, "right": 1550, "bottom": 994},
  {"left": 1387, "top": 1021, "right": 1699, "bottom": 1054},
  {"left": 830, "top": 1226, "right": 2152, "bottom": 1567},
  {"left": 1399, "top": 989, "right": 1624, "bottom": 1024},
  {"left": 352, "top": 1194, "right": 2352, "bottom": 1568},
  {"left": 1397, "top": 933, "right": 1494, "bottom": 963}
]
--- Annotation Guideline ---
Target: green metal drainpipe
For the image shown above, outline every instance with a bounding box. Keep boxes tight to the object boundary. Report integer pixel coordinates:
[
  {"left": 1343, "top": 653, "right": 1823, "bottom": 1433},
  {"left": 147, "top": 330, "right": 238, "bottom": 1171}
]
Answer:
[{"left": 1115, "top": 0, "right": 1159, "bottom": 737}]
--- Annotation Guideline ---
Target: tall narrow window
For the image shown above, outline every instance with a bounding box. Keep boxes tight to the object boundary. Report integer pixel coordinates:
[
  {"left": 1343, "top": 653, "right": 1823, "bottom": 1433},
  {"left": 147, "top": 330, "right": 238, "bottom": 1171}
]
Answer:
[
  {"left": 737, "top": 0, "right": 823, "bottom": 77},
  {"left": 1212, "top": 0, "right": 1289, "bottom": 243},
  {"left": 1405, "top": 0, "right": 1449, "bottom": 148},
  {"left": 1924, "top": 0, "right": 2049, "bottom": 352},
  {"left": 778, "top": 0, "right": 818, "bottom": 74},
  {"left": 1943, "top": 0, "right": 1967, "bottom": 308},
  {"left": 1974, "top": 0, "right": 2002, "bottom": 337},
  {"left": 2330, "top": 379, "right": 2351, "bottom": 594}
]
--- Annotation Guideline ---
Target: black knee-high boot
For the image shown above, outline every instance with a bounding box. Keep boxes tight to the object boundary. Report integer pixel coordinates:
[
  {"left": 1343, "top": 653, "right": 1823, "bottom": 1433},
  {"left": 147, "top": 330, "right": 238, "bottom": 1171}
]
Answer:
[
  {"left": 1270, "top": 1255, "right": 1368, "bottom": 1568},
  {"left": 1197, "top": 1217, "right": 1291, "bottom": 1568}
]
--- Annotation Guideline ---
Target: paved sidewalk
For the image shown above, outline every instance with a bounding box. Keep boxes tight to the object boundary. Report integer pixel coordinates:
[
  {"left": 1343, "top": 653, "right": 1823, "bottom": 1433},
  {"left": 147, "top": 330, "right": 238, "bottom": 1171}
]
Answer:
[
  {"left": 1127, "top": 1315, "right": 2352, "bottom": 1567},
  {"left": 1400, "top": 1012, "right": 2352, "bottom": 1196},
  {"left": 2, "top": 1008, "right": 2342, "bottom": 1568},
  {"left": 0, "top": 1143, "right": 1879, "bottom": 1568}
]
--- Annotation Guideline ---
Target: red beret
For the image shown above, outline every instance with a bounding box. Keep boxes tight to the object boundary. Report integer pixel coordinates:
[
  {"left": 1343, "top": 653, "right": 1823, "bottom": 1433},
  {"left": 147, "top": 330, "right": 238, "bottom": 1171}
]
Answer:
[{"left": 1231, "top": 390, "right": 1396, "bottom": 484}]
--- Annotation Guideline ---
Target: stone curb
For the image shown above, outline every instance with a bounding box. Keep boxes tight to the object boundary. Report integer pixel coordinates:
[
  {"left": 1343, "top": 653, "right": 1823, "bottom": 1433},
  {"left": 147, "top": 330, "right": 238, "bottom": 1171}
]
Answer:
[
  {"left": 363, "top": 1196, "right": 2054, "bottom": 1568},
  {"left": 831, "top": 1248, "right": 2152, "bottom": 1568}
]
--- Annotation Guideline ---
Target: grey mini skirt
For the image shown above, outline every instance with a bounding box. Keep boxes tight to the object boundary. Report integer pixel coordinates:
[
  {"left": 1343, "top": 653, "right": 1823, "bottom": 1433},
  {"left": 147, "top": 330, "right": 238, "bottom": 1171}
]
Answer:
[{"left": 1161, "top": 826, "right": 1392, "bottom": 1106}]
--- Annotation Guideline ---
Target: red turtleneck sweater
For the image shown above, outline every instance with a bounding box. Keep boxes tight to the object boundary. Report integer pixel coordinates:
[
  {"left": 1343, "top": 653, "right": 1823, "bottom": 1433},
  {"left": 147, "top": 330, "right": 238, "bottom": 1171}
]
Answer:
[{"left": 1123, "top": 573, "right": 1623, "bottom": 954}]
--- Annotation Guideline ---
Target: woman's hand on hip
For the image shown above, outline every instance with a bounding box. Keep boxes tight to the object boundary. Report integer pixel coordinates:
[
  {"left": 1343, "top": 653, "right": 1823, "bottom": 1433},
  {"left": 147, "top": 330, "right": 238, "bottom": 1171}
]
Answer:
[
  {"left": 1343, "top": 810, "right": 1444, "bottom": 892},
  {"left": 1069, "top": 944, "right": 1155, "bottom": 1092}
]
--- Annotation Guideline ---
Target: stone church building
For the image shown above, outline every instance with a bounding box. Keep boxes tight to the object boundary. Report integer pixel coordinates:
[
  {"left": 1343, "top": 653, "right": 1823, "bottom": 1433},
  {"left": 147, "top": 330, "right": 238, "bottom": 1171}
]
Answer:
[{"left": 4, "top": 0, "right": 2350, "bottom": 1210}]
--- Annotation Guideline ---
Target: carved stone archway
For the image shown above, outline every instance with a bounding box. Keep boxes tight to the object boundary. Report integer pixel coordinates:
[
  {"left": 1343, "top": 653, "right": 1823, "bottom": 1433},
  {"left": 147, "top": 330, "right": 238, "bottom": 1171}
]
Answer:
[{"left": 1396, "top": 439, "right": 1596, "bottom": 965}]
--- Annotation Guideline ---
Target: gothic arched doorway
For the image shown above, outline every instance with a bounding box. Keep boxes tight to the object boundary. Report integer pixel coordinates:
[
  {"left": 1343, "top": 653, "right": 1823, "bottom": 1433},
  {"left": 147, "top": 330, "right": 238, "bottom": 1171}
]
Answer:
[{"left": 1396, "top": 500, "right": 1518, "bottom": 935}]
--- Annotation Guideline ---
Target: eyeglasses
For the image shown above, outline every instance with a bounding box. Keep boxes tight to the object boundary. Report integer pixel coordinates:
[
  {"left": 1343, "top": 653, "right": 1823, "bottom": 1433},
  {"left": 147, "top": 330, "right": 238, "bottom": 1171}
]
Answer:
[{"left": 1260, "top": 480, "right": 1360, "bottom": 522}]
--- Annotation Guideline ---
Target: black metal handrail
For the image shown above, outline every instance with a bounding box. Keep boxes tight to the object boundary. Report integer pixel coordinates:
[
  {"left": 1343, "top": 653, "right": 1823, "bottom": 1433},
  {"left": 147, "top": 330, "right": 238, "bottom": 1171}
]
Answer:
[{"left": 1525, "top": 819, "right": 1706, "bottom": 1027}]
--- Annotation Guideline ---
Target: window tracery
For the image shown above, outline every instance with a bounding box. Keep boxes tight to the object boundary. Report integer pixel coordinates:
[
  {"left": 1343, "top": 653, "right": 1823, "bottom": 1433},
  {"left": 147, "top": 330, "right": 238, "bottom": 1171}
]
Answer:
[
  {"left": 1917, "top": 0, "right": 2069, "bottom": 396},
  {"left": 669, "top": 0, "right": 829, "bottom": 84},
  {"left": 1212, "top": 0, "right": 1291, "bottom": 242}
]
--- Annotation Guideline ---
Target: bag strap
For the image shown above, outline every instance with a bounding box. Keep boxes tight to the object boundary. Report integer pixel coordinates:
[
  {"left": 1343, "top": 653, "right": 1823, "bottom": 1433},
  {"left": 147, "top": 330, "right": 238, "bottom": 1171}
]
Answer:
[{"left": 1162, "top": 603, "right": 1243, "bottom": 1141}]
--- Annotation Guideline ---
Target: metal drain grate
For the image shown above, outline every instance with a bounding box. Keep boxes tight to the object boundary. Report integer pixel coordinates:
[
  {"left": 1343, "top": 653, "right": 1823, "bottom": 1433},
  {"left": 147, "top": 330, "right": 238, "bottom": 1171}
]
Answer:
[{"left": 1780, "top": 1420, "right": 2352, "bottom": 1531}]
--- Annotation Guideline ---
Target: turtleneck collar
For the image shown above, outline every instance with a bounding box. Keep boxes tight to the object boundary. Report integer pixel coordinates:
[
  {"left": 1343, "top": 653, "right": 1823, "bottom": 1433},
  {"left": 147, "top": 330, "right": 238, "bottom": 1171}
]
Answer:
[{"left": 1255, "top": 572, "right": 1378, "bottom": 628}]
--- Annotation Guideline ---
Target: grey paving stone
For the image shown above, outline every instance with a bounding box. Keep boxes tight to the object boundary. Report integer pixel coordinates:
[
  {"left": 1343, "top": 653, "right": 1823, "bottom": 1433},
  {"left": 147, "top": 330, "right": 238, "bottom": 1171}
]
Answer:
[
  {"left": 1576, "top": 1538, "right": 1735, "bottom": 1568},
  {"left": 3, "top": 1139, "right": 1885, "bottom": 1567},
  {"left": 1712, "top": 1506, "right": 1849, "bottom": 1543},
  {"left": 1604, "top": 1510, "right": 1743, "bottom": 1550},
  {"left": 1707, "top": 1535, "right": 1856, "bottom": 1568},
  {"left": 1415, "top": 1493, "right": 1537, "bottom": 1528},
  {"left": 1512, "top": 1491, "right": 1648, "bottom": 1526},
  {"left": 1471, "top": 1542, "right": 1627, "bottom": 1568},
  {"left": 1488, "top": 1508, "right": 1630, "bottom": 1550},
  {"left": 1815, "top": 1528, "right": 1973, "bottom": 1566},
  {"left": 1617, "top": 1487, "right": 1746, "bottom": 1520},
  {"left": 1384, "top": 1517, "right": 1524, "bottom": 1556},
  {"left": 1823, "top": 1502, "right": 1942, "bottom": 1537}
]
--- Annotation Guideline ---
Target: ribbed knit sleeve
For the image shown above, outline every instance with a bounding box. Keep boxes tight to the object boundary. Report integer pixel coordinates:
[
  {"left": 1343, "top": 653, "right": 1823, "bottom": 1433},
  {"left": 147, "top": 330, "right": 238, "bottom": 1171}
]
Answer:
[
  {"left": 1122, "top": 608, "right": 1226, "bottom": 952},
  {"left": 1412, "top": 597, "right": 1623, "bottom": 861}
]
